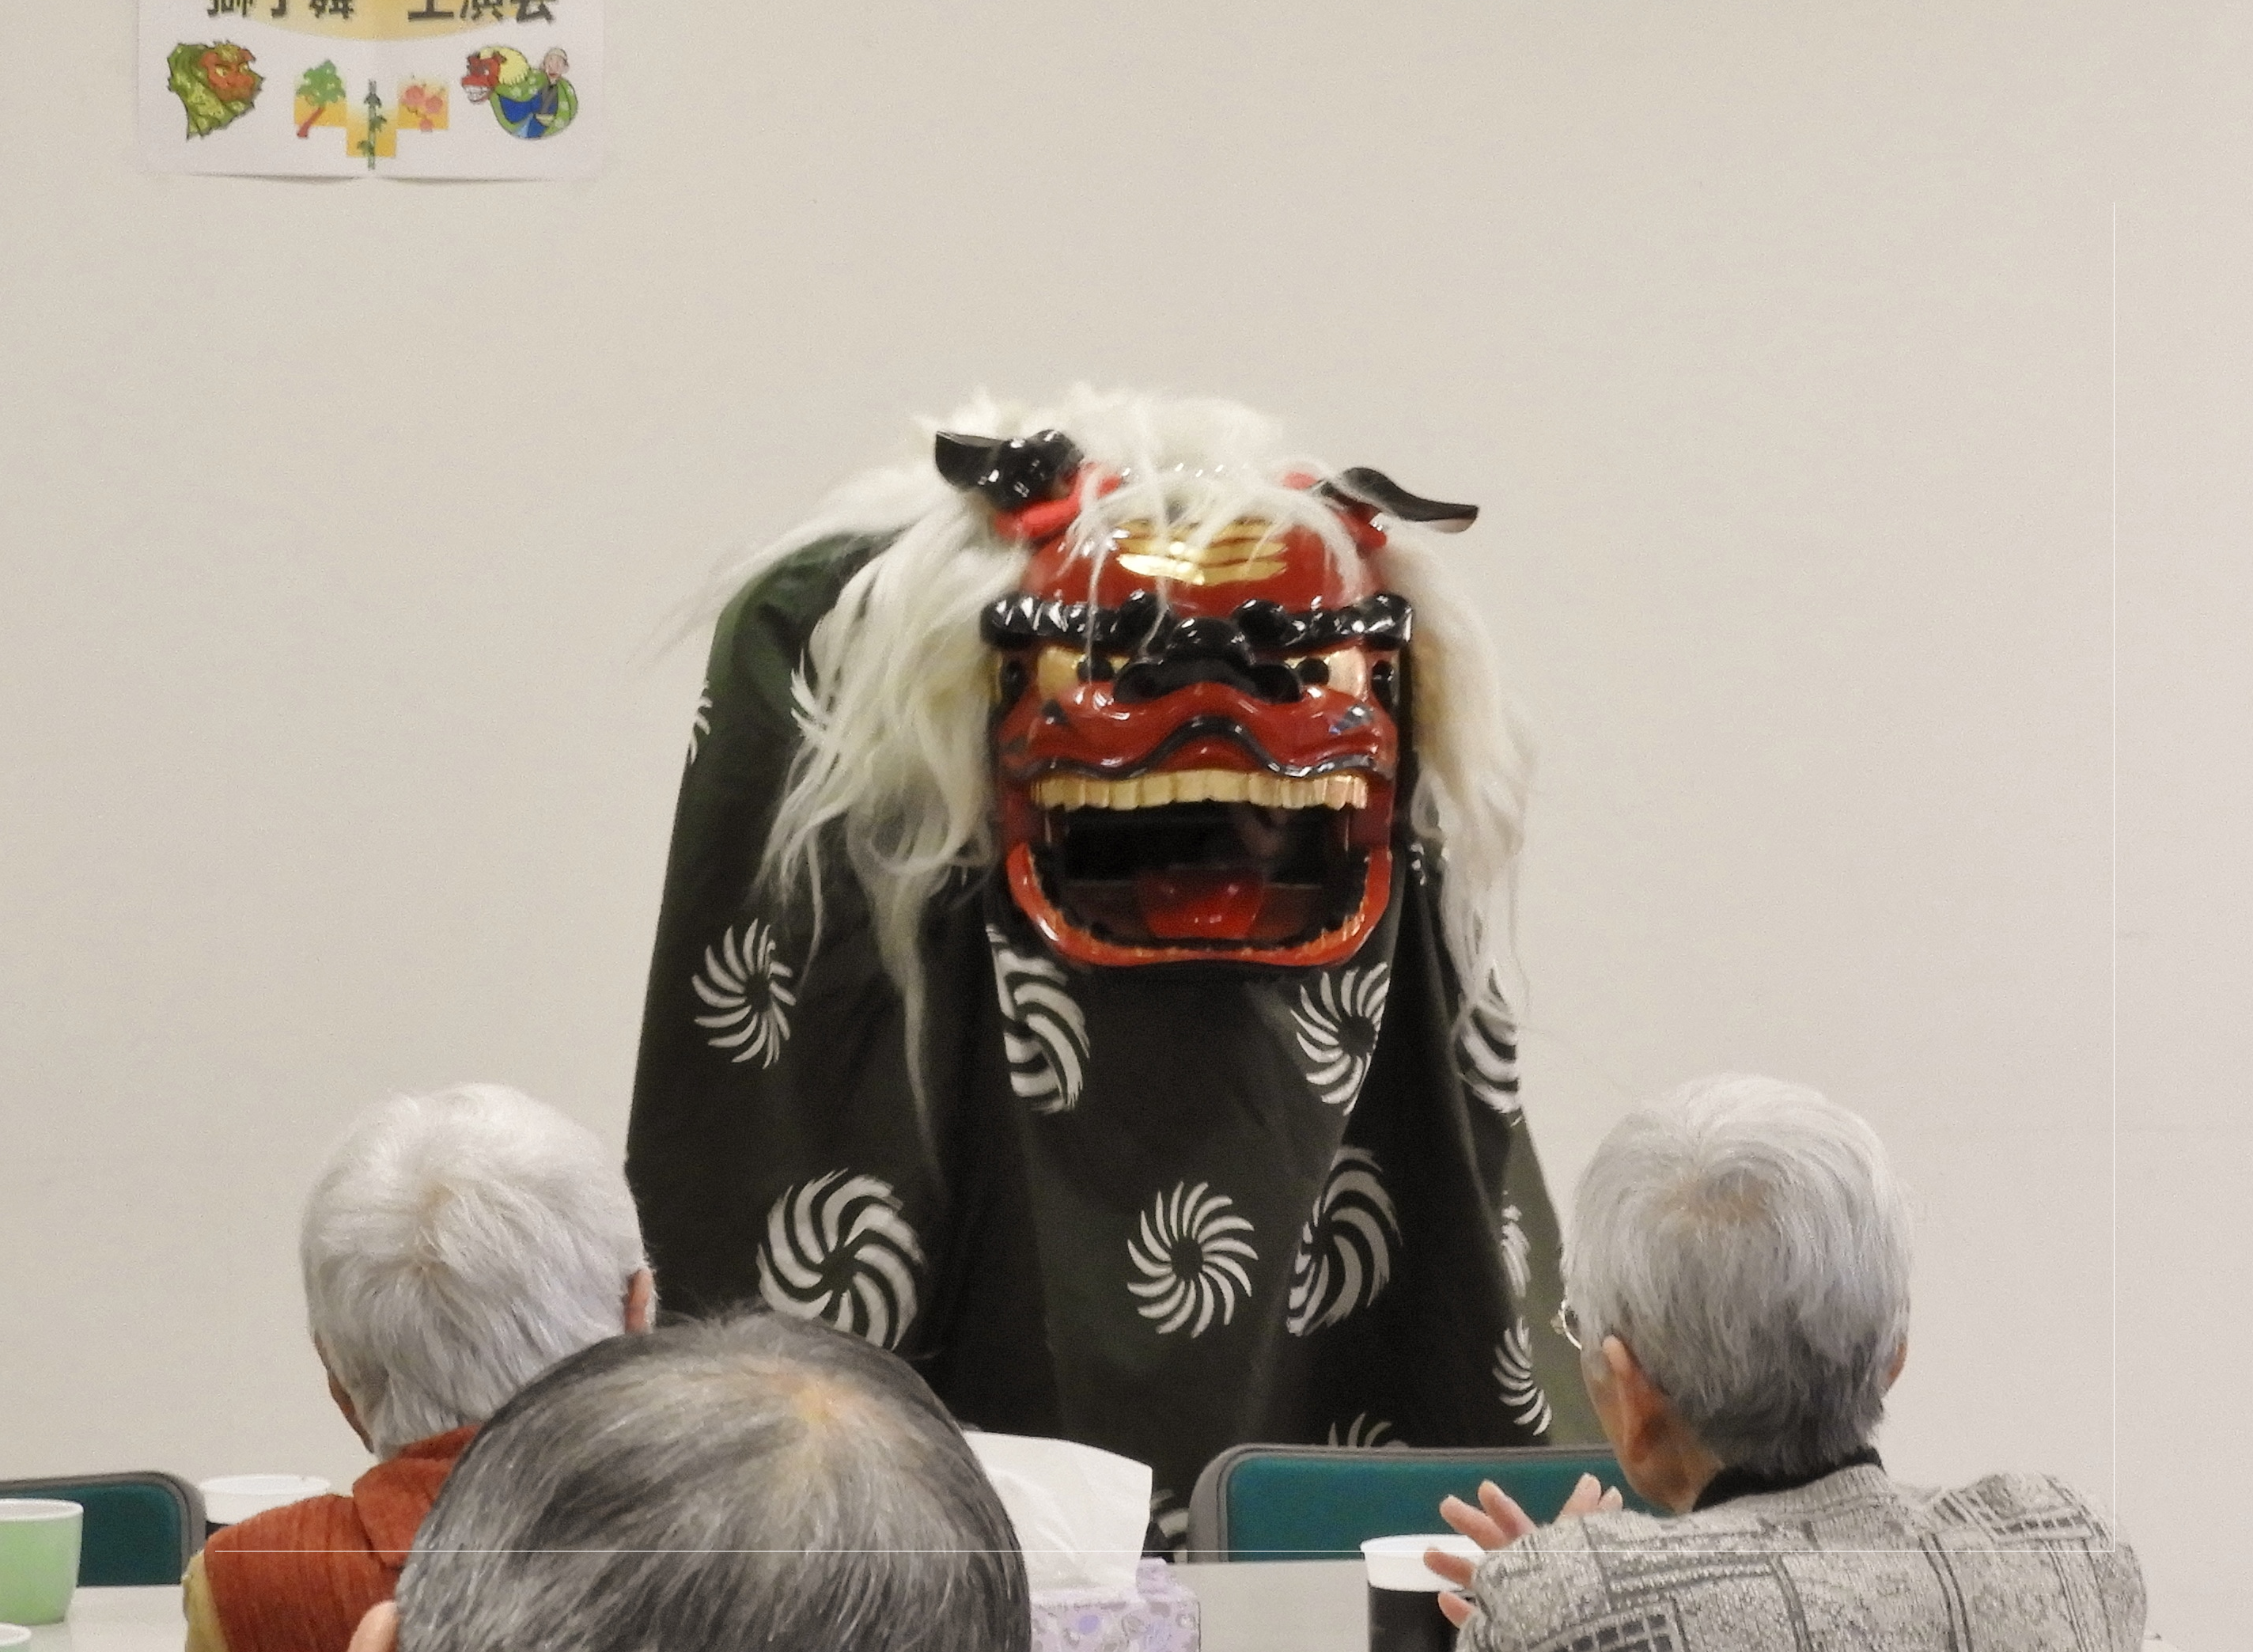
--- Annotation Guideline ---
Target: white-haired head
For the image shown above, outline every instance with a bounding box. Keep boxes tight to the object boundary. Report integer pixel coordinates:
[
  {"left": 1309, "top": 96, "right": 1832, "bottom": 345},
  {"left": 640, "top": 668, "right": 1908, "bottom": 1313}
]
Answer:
[
  {"left": 1565, "top": 1074, "right": 1913, "bottom": 1477},
  {"left": 708, "top": 387, "right": 1532, "bottom": 1092},
  {"left": 301, "top": 1084, "right": 648, "bottom": 1459}
]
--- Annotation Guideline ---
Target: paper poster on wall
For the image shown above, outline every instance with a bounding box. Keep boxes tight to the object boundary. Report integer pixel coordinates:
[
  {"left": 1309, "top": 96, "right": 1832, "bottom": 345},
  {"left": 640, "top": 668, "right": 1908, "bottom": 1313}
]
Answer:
[{"left": 138, "top": 0, "right": 602, "bottom": 179}]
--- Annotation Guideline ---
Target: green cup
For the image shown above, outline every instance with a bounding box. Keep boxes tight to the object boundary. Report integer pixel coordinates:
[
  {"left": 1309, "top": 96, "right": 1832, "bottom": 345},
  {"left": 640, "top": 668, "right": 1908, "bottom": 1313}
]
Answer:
[{"left": 0, "top": 1499, "right": 82, "bottom": 1624}]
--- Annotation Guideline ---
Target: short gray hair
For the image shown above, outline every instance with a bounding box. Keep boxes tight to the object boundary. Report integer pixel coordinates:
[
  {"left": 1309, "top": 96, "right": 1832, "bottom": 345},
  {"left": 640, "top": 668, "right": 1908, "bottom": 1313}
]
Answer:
[
  {"left": 301, "top": 1084, "right": 646, "bottom": 1459},
  {"left": 1566, "top": 1074, "right": 1912, "bottom": 1477},
  {"left": 396, "top": 1313, "right": 1030, "bottom": 1652}
]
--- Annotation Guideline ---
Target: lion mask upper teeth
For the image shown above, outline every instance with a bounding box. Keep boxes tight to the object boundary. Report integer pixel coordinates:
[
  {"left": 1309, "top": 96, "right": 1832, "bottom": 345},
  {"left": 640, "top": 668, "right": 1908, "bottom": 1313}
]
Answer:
[{"left": 1031, "top": 770, "right": 1368, "bottom": 811}]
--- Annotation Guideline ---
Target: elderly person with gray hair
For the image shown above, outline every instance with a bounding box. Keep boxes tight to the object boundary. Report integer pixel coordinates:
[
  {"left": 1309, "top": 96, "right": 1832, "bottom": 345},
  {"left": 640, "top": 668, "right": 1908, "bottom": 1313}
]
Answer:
[
  {"left": 340, "top": 1313, "right": 1029, "bottom": 1652},
  {"left": 1427, "top": 1073, "right": 2144, "bottom": 1652},
  {"left": 184, "top": 1085, "right": 653, "bottom": 1652}
]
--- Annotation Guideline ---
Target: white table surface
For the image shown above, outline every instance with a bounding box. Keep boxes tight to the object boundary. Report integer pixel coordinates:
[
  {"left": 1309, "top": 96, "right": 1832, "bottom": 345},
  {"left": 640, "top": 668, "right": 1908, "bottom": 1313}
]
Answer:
[
  {"left": 21, "top": 1578, "right": 2186, "bottom": 1652},
  {"left": 18, "top": 1572, "right": 1373, "bottom": 1652},
  {"left": 1179, "top": 1561, "right": 1366, "bottom": 1652},
  {"left": 24, "top": 1588, "right": 184, "bottom": 1652}
]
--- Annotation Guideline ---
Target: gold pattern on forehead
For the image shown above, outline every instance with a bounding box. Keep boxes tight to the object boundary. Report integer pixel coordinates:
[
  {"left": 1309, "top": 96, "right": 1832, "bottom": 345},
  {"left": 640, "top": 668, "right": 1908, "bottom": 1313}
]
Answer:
[{"left": 1110, "top": 519, "right": 1290, "bottom": 586}]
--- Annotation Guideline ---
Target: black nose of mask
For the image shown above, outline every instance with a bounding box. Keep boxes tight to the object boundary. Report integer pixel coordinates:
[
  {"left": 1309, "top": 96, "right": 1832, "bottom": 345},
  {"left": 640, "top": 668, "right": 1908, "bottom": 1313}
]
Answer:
[{"left": 1112, "top": 618, "right": 1304, "bottom": 704}]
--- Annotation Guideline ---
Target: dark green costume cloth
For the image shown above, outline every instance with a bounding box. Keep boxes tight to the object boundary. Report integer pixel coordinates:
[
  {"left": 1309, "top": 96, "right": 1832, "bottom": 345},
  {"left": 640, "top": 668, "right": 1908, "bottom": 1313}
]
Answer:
[{"left": 627, "top": 536, "right": 1596, "bottom": 1548}]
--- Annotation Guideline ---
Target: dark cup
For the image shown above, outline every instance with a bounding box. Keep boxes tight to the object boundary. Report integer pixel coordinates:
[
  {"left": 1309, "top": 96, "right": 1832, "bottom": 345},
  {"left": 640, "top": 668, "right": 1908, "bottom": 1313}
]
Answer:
[
  {"left": 1361, "top": 1535, "right": 1480, "bottom": 1652},
  {"left": 1368, "top": 1582, "right": 1455, "bottom": 1652}
]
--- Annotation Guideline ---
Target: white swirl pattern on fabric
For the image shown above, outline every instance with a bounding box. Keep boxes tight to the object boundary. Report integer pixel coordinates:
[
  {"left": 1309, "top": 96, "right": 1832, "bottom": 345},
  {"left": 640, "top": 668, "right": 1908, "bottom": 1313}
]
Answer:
[
  {"left": 1498, "top": 1201, "right": 1531, "bottom": 1298},
  {"left": 1286, "top": 1148, "right": 1402, "bottom": 1335},
  {"left": 1456, "top": 997, "right": 1522, "bottom": 1117},
  {"left": 1325, "top": 1412, "right": 1407, "bottom": 1449},
  {"left": 691, "top": 919, "right": 797, "bottom": 1067},
  {"left": 1128, "top": 1181, "right": 1257, "bottom": 1337},
  {"left": 1149, "top": 1490, "right": 1191, "bottom": 1563},
  {"left": 1293, "top": 963, "right": 1392, "bottom": 1109},
  {"left": 687, "top": 682, "right": 712, "bottom": 764},
  {"left": 1493, "top": 1317, "right": 1553, "bottom": 1436},
  {"left": 984, "top": 925, "right": 1090, "bottom": 1113},
  {"left": 755, "top": 1170, "right": 925, "bottom": 1350}
]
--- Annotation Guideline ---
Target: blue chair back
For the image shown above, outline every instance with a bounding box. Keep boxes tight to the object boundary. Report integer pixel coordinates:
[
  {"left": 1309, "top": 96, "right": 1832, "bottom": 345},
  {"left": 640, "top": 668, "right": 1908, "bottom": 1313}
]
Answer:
[
  {"left": 1187, "top": 1443, "right": 1653, "bottom": 1561},
  {"left": 0, "top": 1472, "right": 206, "bottom": 1586}
]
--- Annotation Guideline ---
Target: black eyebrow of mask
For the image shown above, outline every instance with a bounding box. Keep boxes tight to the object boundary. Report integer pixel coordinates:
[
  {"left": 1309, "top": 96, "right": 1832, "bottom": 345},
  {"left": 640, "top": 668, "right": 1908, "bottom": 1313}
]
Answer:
[{"left": 979, "top": 592, "right": 1412, "bottom": 654}]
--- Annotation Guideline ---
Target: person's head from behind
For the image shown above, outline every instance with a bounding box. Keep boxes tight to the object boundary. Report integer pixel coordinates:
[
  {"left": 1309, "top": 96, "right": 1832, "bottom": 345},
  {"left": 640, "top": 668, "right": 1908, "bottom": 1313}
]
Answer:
[
  {"left": 302, "top": 1083, "right": 653, "bottom": 1459},
  {"left": 1566, "top": 1073, "right": 1912, "bottom": 1511},
  {"left": 373, "top": 1313, "right": 1028, "bottom": 1652}
]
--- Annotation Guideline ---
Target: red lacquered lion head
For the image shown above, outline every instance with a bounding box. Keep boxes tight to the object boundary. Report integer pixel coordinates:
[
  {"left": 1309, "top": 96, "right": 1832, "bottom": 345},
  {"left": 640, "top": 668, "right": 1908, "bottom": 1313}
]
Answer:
[{"left": 942, "top": 430, "right": 1474, "bottom": 972}]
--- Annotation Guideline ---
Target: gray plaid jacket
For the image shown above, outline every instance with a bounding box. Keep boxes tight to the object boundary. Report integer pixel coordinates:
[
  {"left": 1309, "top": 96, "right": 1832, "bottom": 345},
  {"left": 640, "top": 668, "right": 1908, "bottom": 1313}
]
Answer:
[{"left": 1461, "top": 1466, "right": 2143, "bottom": 1652}]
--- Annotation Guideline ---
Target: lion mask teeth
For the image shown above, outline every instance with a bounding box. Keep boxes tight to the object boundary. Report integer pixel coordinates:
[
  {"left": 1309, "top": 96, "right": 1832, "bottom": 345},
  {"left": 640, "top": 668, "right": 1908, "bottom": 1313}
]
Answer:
[{"left": 1031, "top": 770, "right": 1367, "bottom": 812}]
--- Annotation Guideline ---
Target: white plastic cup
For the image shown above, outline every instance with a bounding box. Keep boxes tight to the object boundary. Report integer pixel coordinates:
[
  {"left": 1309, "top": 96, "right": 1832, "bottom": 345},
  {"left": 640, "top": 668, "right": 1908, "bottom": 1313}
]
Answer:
[
  {"left": 1361, "top": 1535, "right": 1482, "bottom": 1652},
  {"left": 199, "top": 1475, "right": 331, "bottom": 1529}
]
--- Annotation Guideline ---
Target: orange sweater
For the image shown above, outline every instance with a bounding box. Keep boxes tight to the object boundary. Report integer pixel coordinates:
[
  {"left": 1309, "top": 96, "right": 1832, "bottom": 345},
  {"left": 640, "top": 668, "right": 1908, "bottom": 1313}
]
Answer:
[{"left": 186, "top": 1427, "right": 475, "bottom": 1652}]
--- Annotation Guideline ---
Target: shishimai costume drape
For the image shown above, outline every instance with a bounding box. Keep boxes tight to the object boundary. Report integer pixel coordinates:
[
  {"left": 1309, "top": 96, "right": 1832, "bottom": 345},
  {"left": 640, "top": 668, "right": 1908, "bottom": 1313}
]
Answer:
[{"left": 627, "top": 393, "right": 1595, "bottom": 1550}]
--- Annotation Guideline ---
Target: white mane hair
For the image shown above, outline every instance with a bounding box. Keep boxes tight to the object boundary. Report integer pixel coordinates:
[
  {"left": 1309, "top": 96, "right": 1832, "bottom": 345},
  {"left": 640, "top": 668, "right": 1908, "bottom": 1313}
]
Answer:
[{"left": 708, "top": 388, "right": 1533, "bottom": 1086}]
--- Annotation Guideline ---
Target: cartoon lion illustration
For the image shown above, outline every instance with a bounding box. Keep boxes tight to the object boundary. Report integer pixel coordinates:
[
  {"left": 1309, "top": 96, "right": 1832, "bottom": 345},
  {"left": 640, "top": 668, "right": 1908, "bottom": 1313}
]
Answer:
[
  {"left": 166, "top": 42, "right": 262, "bottom": 140},
  {"left": 460, "top": 46, "right": 576, "bottom": 140}
]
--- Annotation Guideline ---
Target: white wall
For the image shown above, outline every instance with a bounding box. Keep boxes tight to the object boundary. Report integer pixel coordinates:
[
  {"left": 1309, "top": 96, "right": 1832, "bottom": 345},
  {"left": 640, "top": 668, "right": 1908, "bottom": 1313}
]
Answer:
[{"left": 4, "top": 4, "right": 2244, "bottom": 1645}]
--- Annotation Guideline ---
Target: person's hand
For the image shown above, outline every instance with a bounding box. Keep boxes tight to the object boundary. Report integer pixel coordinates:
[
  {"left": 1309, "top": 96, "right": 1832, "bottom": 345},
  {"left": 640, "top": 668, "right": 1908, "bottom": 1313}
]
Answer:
[
  {"left": 346, "top": 1602, "right": 398, "bottom": 1652},
  {"left": 1425, "top": 1475, "right": 1626, "bottom": 1629}
]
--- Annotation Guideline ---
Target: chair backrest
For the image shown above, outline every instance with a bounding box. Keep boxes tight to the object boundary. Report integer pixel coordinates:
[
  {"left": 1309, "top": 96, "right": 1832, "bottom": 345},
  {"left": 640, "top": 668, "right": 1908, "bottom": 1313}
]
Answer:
[
  {"left": 0, "top": 1472, "right": 206, "bottom": 1586},
  {"left": 1187, "top": 1443, "right": 1654, "bottom": 1562}
]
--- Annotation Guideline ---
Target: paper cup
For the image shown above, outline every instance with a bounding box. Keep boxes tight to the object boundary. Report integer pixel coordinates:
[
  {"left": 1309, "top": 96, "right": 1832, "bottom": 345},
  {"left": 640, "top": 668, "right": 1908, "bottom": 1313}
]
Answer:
[
  {"left": 0, "top": 1499, "right": 83, "bottom": 1626},
  {"left": 199, "top": 1475, "right": 331, "bottom": 1529},
  {"left": 1361, "top": 1535, "right": 1481, "bottom": 1652}
]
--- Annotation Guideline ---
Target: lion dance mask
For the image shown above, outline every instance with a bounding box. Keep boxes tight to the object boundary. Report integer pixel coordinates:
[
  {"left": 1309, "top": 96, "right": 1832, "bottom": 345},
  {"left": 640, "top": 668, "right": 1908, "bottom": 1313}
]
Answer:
[{"left": 629, "top": 392, "right": 1595, "bottom": 1550}]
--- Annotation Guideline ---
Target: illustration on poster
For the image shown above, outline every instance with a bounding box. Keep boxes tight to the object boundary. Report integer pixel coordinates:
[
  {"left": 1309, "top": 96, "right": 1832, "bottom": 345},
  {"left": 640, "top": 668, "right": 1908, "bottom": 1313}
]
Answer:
[
  {"left": 461, "top": 46, "right": 575, "bottom": 138},
  {"left": 167, "top": 41, "right": 262, "bottom": 136},
  {"left": 399, "top": 79, "right": 449, "bottom": 131},
  {"left": 141, "top": 0, "right": 595, "bottom": 176},
  {"left": 294, "top": 58, "right": 346, "bottom": 134}
]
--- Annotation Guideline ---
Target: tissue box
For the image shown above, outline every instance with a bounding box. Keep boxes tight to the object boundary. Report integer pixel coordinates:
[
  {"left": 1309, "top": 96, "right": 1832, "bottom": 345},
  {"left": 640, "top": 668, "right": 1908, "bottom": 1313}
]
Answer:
[{"left": 1032, "top": 1559, "right": 1201, "bottom": 1652}]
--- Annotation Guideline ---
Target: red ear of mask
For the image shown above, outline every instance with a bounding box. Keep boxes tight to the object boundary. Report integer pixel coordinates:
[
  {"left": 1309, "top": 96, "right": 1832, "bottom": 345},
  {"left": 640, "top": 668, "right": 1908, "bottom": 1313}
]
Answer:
[{"left": 990, "top": 467, "right": 1122, "bottom": 545}]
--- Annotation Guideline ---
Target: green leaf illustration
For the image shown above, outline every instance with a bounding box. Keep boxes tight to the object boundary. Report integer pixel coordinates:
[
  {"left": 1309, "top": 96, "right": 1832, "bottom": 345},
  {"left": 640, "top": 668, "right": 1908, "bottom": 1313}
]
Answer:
[{"left": 295, "top": 59, "right": 346, "bottom": 137}]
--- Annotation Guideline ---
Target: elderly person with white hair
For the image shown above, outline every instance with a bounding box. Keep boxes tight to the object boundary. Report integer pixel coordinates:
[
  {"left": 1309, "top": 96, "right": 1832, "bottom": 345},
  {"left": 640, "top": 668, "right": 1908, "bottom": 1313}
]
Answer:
[
  {"left": 184, "top": 1085, "right": 653, "bottom": 1652},
  {"left": 1426, "top": 1073, "right": 2145, "bottom": 1652},
  {"left": 341, "top": 1313, "right": 1029, "bottom": 1652}
]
